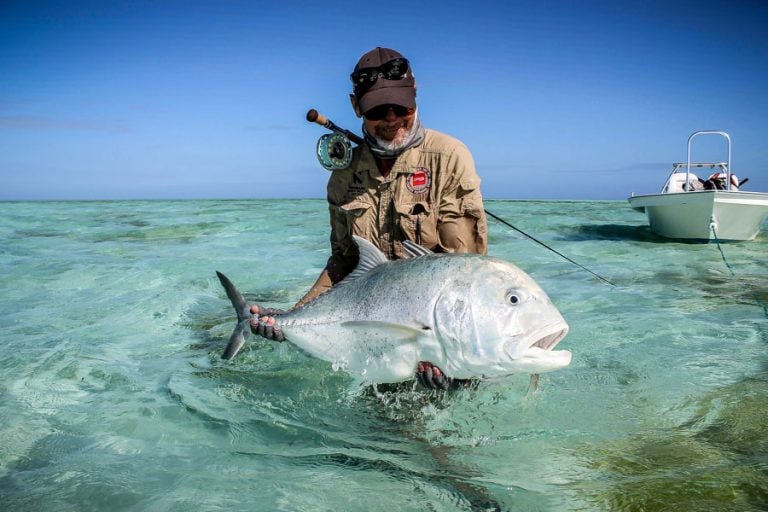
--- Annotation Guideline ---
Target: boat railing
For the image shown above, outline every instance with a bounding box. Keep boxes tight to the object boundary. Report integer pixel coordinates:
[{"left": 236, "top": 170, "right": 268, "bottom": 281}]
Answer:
[{"left": 686, "top": 130, "right": 733, "bottom": 191}]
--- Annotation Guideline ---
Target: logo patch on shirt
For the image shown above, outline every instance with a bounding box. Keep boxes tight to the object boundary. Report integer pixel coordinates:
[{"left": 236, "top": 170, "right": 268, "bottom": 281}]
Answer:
[
  {"left": 406, "top": 167, "right": 432, "bottom": 194},
  {"left": 345, "top": 170, "right": 367, "bottom": 197}
]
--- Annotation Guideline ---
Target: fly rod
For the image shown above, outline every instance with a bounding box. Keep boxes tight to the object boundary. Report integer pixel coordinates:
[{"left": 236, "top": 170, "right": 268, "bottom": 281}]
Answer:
[
  {"left": 306, "top": 108, "right": 616, "bottom": 287},
  {"left": 307, "top": 109, "right": 365, "bottom": 145}
]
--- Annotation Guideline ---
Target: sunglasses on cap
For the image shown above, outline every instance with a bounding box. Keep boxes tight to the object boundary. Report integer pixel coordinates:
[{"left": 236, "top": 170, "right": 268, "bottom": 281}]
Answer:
[
  {"left": 351, "top": 58, "right": 410, "bottom": 96},
  {"left": 363, "top": 104, "right": 416, "bottom": 121}
]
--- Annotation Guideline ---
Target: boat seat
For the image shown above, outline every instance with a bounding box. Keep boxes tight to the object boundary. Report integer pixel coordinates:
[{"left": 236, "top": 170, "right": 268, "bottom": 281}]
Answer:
[
  {"left": 664, "top": 173, "right": 702, "bottom": 193},
  {"left": 705, "top": 172, "right": 740, "bottom": 191}
]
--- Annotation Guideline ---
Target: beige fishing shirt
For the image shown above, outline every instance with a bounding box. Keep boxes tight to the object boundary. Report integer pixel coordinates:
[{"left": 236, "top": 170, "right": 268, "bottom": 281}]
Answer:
[
  {"left": 330, "top": 127, "right": 486, "bottom": 253},
  {"left": 294, "top": 129, "right": 487, "bottom": 307}
]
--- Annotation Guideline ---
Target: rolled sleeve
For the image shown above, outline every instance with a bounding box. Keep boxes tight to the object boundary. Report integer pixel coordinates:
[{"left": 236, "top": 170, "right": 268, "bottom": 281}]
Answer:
[{"left": 436, "top": 145, "right": 488, "bottom": 255}]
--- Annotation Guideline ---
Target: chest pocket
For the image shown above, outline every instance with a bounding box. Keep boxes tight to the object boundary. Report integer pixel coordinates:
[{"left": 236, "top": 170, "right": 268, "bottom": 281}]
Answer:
[
  {"left": 394, "top": 201, "right": 437, "bottom": 249},
  {"left": 331, "top": 199, "right": 374, "bottom": 241}
]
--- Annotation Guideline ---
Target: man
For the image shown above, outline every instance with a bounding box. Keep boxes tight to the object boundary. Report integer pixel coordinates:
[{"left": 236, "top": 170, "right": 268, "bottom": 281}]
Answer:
[{"left": 252, "top": 47, "right": 488, "bottom": 389}]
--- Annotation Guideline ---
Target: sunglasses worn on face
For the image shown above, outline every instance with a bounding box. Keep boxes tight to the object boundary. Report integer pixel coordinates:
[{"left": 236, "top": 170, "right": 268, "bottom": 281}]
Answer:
[
  {"left": 363, "top": 104, "right": 415, "bottom": 121},
  {"left": 351, "top": 58, "right": 410, "bottom": 96}
]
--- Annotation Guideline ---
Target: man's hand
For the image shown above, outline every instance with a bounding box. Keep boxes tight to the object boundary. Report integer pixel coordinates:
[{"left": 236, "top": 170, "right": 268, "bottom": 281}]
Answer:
[
  {"left": 249, "top": 305, "right": 286, "bottom": 341},
  {"left": 416, "top": 361, "right": 450, "bottom": 390}
]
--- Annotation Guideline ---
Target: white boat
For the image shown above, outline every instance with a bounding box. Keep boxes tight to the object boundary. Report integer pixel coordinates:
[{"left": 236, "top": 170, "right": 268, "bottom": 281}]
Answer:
[{"left": 628, "top": 130, "right": 768, "bottom": 241}]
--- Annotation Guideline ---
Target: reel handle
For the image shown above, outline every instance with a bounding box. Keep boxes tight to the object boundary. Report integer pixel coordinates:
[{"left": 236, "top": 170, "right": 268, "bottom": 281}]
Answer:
[
  {"left": 306, "top": 109, "right": 326, "bottom": 125},
  {"left": 306, "top": 109, "right": 365, "bottom": 145}
]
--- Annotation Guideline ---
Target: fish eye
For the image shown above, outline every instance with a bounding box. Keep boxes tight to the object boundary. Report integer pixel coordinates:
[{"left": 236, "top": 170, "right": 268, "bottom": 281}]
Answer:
[{"left": 505, "top": 289, "right": 526, "bottom": 305}]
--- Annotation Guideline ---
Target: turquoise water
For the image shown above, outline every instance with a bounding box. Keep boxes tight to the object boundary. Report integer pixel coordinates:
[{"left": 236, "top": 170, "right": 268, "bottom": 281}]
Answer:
[{"left": 1, "top": 199, "right": 766, "bottom": 511}]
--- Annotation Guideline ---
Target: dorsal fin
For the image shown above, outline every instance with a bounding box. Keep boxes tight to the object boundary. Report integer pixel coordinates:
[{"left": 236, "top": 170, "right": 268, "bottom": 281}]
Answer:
[
  {"left": 402, "top": 239, "right": 434, "bottom": 258},
  {"left": 341, "top": 235, "right": 390, "bottom": 283}
]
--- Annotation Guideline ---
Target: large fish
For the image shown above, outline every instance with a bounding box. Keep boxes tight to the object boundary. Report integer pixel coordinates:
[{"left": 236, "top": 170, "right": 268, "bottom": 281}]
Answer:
[{"left": 216, "top": 236, "right": 570, "bottom": 384}]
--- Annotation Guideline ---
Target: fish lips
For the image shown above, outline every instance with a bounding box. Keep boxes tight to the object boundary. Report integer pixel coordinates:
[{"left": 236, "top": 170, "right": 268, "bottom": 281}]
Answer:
[{"left": 503, "top": 322, "right": 572, "bottom": 372}]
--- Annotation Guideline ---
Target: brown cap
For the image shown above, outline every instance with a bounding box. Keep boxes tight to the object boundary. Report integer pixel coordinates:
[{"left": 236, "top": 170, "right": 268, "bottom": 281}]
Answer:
[{"left": 351, "top": 47, "right": 416, "bottom": 114}]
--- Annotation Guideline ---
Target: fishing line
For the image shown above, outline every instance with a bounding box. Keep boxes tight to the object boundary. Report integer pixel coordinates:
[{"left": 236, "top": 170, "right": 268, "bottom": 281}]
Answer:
[
  {"left": 305, "top": 109, "right": 616, "bottom": 287},
  {"left": 484, "top": 209, "right": 616, "bottom": 287}
]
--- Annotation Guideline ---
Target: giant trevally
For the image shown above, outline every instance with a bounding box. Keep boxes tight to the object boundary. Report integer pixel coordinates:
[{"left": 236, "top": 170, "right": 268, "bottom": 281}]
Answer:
[{"left": 216, "top": 236, "right": 570, "bottom": 384}]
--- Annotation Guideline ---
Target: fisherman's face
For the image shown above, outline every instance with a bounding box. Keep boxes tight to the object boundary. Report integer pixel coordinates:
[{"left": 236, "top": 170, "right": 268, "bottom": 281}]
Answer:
[
  {"left": 352, "top": 97, "right": 417, "bottom": 143},
  {"left": 363, "top": 105, "right": 416, "bottom": 142}
]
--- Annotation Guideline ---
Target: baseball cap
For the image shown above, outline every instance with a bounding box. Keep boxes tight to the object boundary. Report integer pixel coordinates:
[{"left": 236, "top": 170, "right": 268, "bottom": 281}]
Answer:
[{"left": 351, "top": 47, "right": 416, "bottom": 114}]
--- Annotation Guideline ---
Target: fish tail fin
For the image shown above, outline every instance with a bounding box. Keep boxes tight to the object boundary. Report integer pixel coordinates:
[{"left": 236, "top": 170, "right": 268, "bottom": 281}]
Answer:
[
  {"left": 222, "top": 320, "right": 250, "bottom": 360},
  {"left": 215, "top": 271, "right": 252, "bottom": 360},
  {"left": 216, "top": 271, "right": 251, "bottom": 322}
]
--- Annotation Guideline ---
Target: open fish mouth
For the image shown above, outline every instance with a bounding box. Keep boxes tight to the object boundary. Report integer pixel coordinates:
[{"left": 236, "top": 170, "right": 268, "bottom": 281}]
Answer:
[
  {"left": 503, "top": 323, "right": 570, "bottom": 361},
  {"left": 499, "top": 322, "right": 572, "bottom": 374},
  {"left": 532, "top": 325, "right": 569, "bottom": 351}
]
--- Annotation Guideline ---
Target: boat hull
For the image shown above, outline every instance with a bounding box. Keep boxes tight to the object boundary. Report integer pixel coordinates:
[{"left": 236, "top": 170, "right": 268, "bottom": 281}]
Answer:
[{"left": 628, "top": 190, "right": 768, "bottom": 241}]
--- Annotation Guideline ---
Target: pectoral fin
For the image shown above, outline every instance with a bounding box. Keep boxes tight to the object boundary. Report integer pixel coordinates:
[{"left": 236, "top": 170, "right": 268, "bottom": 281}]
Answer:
[{"left": 340, "top": 321, "right": 426, "bottom": 343}]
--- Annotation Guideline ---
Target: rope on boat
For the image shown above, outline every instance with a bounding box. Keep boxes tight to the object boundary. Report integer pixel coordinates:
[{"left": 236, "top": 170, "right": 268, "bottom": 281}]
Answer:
[
  {"left": 711, "top": 224, "right": 767, "bottom": 319},
  {"left": 710, "top": 223, "right": 736, "bottom": 277}
]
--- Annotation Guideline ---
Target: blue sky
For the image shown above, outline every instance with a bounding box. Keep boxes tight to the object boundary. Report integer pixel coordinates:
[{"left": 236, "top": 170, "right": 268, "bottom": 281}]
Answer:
[{"left": 1, "top": 0, "right": 767, "bottom": 200}]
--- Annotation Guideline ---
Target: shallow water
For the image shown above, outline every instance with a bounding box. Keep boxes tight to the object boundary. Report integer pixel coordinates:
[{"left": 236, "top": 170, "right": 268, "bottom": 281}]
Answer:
[{"left": 1, "top": 199, "right": 766, "bottom": 511}]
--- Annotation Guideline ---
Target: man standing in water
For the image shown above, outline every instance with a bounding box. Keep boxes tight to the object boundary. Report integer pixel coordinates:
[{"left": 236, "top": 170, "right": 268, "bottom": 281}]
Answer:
[{"left": 252, "top": 47, "right": 488, "bottom": 389}]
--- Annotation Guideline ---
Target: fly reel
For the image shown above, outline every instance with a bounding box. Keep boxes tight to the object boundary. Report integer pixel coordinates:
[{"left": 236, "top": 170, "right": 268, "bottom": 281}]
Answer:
[{"left": 316, "top": 132, "right": 353, "bottom": 171}]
